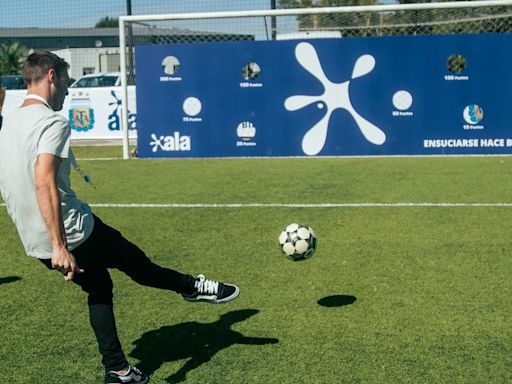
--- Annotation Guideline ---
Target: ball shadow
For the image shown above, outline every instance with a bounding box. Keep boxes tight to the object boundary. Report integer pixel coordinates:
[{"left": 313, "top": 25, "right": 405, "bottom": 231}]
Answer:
[{"left": 317, "top": 295, "right": 357, "bottom": 308}]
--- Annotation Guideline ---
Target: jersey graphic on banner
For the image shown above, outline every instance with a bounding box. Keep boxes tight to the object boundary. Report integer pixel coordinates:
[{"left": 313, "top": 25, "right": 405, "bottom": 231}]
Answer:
[{"left": 284, "top": 42, "right": 386, "bottom": 156}]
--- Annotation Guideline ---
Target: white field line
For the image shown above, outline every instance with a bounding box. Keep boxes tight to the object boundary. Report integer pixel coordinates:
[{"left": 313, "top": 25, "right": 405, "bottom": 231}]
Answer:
[
  {"left": 89, "top": 203, "right": 512, "bottom": 208},
  {"left": 75, "top": 153, "right": 512, "bottom": 161},
  {"left": 9, "top": 202, "right": 512, "bottom": 208},
  {"left": 2, "top": 202, "right": 512, "bottom": 208}
]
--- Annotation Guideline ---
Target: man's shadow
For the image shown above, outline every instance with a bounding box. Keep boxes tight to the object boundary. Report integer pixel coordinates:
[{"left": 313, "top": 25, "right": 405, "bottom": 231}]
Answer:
[
  {"left": 129, "top": 309, "right": 278, "bottom": 383},
  {"left": 0, "top": 276, "right": 21, "bottom": 286}
]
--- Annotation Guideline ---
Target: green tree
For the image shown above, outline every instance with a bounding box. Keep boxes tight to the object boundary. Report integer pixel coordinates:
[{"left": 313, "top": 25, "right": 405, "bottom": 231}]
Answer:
[
  {"left": 0, "top": 42, "right": 28, "bottom": 75},
  {"left": 278, "top": 0, "right": 512, "bottom": 36},
  {"left": 278, "top": 0, "right": 385, "bottom": 37},
  {"left": 393, "top": 0, "right": 512, "bottom": 35},
  {"left": 95, "top": 16, "right": 119, "bottom": 28}
]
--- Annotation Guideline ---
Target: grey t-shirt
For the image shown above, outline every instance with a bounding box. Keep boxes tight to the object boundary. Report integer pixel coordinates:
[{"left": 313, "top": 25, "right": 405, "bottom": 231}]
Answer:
[{"left": 0, "top": 104, "right": 94, "bottom": 259}]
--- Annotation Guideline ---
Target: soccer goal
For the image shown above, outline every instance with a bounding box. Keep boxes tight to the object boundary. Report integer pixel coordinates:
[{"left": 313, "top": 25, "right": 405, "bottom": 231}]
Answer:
[{"left": 119, "top": 0, "right": 512, "bottom": 159}]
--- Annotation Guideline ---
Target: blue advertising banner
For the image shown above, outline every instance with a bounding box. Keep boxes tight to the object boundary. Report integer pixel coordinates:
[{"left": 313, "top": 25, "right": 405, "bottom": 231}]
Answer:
[{"left": 135, "top": 34, "right": 512, "bottom": 158}]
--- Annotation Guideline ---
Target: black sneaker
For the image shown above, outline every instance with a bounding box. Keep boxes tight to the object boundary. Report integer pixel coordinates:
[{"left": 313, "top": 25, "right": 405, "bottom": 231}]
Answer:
[
  {"left": 105, "top": 365, "right": 149, "bottom": 383},
  {"left": 182, "top": 274, "right": 240, "bottom": 304}
]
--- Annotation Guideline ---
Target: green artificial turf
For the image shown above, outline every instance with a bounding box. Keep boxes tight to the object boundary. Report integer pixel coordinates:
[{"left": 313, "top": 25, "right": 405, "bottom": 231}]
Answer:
[{"left": 1, "top": 148, "right": 511, "bottom": 383}]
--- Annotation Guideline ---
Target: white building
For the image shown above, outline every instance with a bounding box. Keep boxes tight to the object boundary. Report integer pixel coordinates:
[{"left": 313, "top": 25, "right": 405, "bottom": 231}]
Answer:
[{"left": 51, "top": 47, "right": 120, "bottom": 80}]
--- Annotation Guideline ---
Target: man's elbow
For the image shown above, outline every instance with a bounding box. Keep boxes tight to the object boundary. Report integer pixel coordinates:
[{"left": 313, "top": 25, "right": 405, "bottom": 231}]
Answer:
[{"left": 34, "top": 173, "right": 53, "bottom": 197}]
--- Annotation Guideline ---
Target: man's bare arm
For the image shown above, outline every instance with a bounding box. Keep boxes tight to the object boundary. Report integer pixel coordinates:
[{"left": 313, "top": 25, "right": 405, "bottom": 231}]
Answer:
[{"left": 35, "top": 153, "right": 83, "bottom": 280}]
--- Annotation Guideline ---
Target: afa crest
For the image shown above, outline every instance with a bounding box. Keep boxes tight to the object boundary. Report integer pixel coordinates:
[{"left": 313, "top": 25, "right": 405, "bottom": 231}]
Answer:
[{"left": 69, "top": 93, "right": 95, "bottom": 132}]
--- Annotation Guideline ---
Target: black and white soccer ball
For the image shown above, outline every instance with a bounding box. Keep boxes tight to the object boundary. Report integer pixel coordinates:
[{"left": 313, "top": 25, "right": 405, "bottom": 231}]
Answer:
[{"left": 278, "top": 223, "right": 317, "bottom": 261}]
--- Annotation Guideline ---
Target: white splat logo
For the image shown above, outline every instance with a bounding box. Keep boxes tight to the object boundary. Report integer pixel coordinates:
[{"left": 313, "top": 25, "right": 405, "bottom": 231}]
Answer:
[{"left": 285, "top": 42, "right": 386, "bottom": 156}]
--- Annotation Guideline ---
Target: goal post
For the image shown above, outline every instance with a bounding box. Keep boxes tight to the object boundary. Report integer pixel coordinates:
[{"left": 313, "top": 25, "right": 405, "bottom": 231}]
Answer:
[{"left": 119, "top": 0, "right": 512, "bottom": 159}]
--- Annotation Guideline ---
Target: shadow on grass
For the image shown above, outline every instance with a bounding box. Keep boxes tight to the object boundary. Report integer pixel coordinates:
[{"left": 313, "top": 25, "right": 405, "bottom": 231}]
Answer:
[
  {"left": 129, "top": 309, "right": 278, "bottom": 383},
  {"left": 317, "top": 295, "right": 357, "bottom": 307},
  {"left": 0, "top": 276, "right": 22, "bottom": 286}
]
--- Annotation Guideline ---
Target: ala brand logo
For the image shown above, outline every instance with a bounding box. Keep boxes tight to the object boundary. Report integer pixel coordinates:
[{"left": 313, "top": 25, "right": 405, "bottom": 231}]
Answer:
[
  {"left": 150, "top": 132, "right": 191, "bottom": 152},
  {"left": 108, "top": 90, "right": 136, "bottom": 131},
  {"left": 285, "top": 42, "right": 386, "bottom": 156}
]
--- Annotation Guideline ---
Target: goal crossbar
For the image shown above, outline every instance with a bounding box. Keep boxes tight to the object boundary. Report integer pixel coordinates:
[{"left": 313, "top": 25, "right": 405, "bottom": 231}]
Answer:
[{"left": 120, "top": 0, "right": 512, "bottom": 23}]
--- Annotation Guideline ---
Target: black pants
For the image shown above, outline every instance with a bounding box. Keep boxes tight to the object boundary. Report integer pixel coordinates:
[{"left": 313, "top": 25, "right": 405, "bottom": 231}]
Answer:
[{"left": 40, "top": 215, "right": 195, "bottom": 372}]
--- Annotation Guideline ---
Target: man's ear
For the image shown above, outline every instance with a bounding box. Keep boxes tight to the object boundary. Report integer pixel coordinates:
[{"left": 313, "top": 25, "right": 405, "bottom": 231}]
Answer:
[{"left": 47, "top": 68, "right": 57, "bottom": 84}]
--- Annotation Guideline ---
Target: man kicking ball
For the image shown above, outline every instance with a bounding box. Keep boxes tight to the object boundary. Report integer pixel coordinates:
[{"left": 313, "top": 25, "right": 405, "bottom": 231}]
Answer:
[{"left": 0, "top": 50, "right": 239, "bottom": 383}]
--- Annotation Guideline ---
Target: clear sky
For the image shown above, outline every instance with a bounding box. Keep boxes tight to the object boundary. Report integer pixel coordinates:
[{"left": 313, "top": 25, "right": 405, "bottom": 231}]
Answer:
[
  {"left": 0, "top": 0, "right": 275, "bottom": 29},
  {"left": 1, "top": 0, "right": 400, "bottom": 29},
  {"left": 0, "top": 0, "right": 398, "bottom": 41}
]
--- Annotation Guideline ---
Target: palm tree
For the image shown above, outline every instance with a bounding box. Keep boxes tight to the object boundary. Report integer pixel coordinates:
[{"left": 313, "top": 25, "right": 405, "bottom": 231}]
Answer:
[{"left": 0, "top": 43, "right": 28, "bottom": 75}]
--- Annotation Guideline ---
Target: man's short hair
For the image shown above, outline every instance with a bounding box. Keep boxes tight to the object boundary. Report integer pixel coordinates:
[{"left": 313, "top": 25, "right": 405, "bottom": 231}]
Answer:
[
  {"left": 0, "top": 87, "right": 5, "bottom": 107},
  {"left": 22, "top": 50, "right": 69, "bottom": 86}
]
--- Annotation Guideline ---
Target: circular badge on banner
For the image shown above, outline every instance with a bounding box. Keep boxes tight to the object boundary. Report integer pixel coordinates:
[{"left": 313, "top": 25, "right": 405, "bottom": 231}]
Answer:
[
  {"left": 242, "top": 62, "right": 261, "bottom": 81},
  {"left": 183, "top": 97, "right": 202, "bottom": 117},
  {"left": 463, "top": 104, "right": 484, "bottom": 125},
  {"left": 447, "top": 54, "right": 467, "bottom": 74},
  {"left": 392, "top": 90, "right": 413, "bottom": 111}
]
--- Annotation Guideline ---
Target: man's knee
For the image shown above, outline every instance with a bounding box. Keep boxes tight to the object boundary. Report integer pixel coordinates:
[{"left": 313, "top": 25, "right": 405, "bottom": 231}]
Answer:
[{"left": 75, "top": 271, "right": 114, "bottom": 305}]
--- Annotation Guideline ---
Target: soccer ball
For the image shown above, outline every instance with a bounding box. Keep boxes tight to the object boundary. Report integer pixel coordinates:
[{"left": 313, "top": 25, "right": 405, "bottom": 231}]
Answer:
[{"left": 278, "top": 223, "right": 317, "bottom": 261}]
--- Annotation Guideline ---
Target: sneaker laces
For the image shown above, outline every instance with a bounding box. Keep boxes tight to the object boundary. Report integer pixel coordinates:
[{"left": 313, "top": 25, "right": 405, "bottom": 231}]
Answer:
[{"left": 195, "top": 274, "right": 219, "bottom": 295}]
